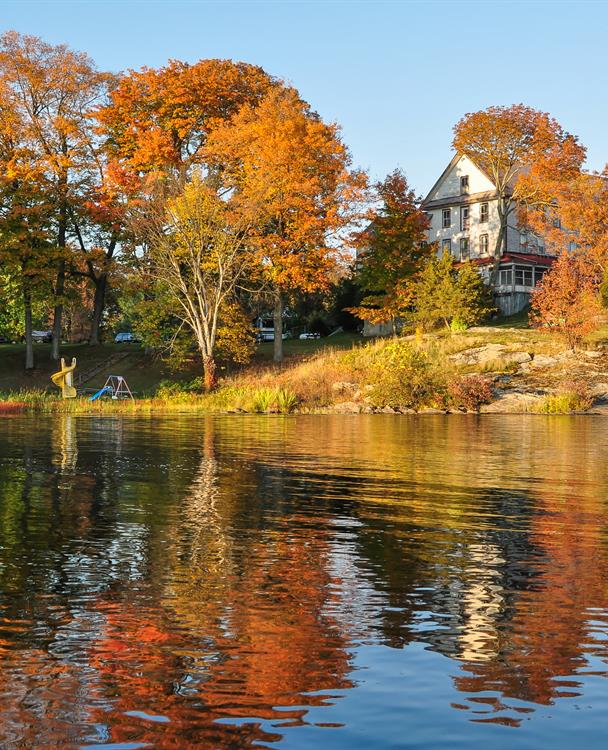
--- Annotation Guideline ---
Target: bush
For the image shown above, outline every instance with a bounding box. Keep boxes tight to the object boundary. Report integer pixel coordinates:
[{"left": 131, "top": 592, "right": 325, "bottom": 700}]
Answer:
[
  {"left": 536, "top": 381, "right": 593, "bottom": 413},
  {"left": 414, "top": 251, "right": 493, "bottom": 330},
  {"left": 531, "top": 252, "right": 602, "bottom": 349},
  {"left": 366, "top": 340, "right": 446, "bottom": 409},
  {"left": 447, "top": 375, "right": 493, "bottom": 411},
  {"left": 155, "top": 378, "right": 204, "bottom": 400}
]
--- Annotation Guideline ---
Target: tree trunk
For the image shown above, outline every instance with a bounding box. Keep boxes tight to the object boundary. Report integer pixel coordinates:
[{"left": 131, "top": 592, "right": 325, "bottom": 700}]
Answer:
[
  {"left": 51, "top": 259, "right": 65, "bottom": 360},
  {"left": 203, "top": 355, "right": 217, "bottom": 392},
  {"left": 24, "top": 287, "right": 34, "bottom": 371},
  {"left": 89, "top": 273, "right": 107, "bottom": 345},
  {"left": 52, "top": 174, "right": 68, "bottom": 361},
  {"left": 273, "top": 294, "right": 283, "bottom": 363}
]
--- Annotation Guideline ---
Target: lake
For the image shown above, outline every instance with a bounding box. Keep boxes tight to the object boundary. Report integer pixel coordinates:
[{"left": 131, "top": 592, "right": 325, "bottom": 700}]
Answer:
[{"left": 0, "top": 414, "right": 607, "bottom": 749}]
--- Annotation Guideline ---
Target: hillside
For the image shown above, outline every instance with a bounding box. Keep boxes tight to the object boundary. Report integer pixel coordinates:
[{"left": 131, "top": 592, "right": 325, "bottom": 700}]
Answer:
[{"left": 1, "top": 324, "right": 608, "bottom": 415}]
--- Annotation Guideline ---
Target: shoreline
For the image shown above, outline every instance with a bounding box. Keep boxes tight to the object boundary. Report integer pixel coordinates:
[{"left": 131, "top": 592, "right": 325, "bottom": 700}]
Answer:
[
  {"left": 2, "top": 398, "right": 608, "bottom": 417},
  {"left": 3, "top": 325, "right": 608, "bottom": 417}
]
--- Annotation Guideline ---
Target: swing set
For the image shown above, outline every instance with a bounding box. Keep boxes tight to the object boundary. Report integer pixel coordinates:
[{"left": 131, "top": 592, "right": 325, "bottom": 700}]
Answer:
[{"left": 89, "top": 375, "right": 134, "bottom": 402}]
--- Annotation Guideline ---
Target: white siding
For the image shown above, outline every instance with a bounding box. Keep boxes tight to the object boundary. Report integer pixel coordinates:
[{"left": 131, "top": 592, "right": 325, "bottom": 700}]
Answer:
[
  {"left": 427, "top": 198, "right": 501, "bottom": 259},
  {"left": 427, "top": 155, "right": 495, "bottom": 201}
]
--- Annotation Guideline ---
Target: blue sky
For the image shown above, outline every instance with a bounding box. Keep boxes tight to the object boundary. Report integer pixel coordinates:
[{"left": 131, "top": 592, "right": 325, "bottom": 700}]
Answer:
[{"left": 3, "top": 0, "right": 607, "bottom": 194}]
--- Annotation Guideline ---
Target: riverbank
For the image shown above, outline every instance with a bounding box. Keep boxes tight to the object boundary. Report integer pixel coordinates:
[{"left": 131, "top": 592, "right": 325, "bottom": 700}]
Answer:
[{"left": 2, "top": 324, "right": 608, "bottom": 415}]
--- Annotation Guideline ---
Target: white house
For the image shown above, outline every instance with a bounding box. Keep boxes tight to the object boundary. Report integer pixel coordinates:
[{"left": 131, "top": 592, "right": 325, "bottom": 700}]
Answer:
[{"left": 422, "top": 153, "right": 554, "bottom": 315}]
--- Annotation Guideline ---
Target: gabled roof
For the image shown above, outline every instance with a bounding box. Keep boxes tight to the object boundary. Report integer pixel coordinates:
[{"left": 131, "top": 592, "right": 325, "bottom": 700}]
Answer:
[
  {"left": 422, "top": 153, "right": 463, "bottom": 206},
  {"left": 422, "top": 152, "right": 504, "bottom": 208}
]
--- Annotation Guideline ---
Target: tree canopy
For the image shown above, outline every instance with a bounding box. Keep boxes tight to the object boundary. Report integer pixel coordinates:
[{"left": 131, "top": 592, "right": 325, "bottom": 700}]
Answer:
[{"left": 350, "top": 169, "right": 430, "bottom": 332}]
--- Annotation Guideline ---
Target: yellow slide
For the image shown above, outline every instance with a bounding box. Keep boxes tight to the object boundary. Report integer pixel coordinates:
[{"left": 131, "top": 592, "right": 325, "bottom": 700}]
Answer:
[{"left": 51, "top": 357, "right": 77, "bottom": 399}]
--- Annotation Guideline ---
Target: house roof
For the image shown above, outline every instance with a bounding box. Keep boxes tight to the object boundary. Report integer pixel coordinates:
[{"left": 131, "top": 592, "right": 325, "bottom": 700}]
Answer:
[
  {"left": 422, "top": 153, "right": 463, "bottom": 206},
  {"left": 423, "top": 189, "right": 498, "bottom": 210},
  {"left": 421, "top": 152, "right": 515, "bottom": 208}
]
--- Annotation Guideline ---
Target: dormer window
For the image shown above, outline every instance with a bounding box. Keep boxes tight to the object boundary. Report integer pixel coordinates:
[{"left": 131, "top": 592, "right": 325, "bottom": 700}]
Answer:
[{"left": 460, "top": 176, "right": 469, "bottom": 194}]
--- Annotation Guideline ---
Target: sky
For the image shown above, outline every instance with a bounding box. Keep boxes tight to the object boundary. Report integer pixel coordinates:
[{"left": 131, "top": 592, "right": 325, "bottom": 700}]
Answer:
[{"left": 2, "top": 0, "right": 608, "bottom": 194}]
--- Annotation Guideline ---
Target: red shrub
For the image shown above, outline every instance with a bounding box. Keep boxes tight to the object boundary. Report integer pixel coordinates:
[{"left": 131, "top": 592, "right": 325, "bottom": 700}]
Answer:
[{"left": 448, "top": 375, "right": 493, "bottom": 411}]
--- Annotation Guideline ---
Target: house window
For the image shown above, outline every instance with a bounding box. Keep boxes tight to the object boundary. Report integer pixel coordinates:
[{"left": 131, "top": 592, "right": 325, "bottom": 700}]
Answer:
[
  {"left": 442, "top": 209, "right": 451, "bottom": 228},
  {"left": 534, "top": 268, "right": 546, "bottom": 286},
  {"left": 552, "top": 215, "right": 561, "bottom": 228},
  {"left": 480, "top": 203, "right": 489, "bottom": 223},
  {"left": 425, "top": 212, "right": 433, "bottom": 227},
  {"left": 442, "top": 238, "right": 452, "bottom": 253},
  {"left": 514, "top": 265, "right": 533, "bottom": 287},
  {"left": 499, "top": 268, "right": 513, "bottom": 286},
  {"left": 460, "top": 238, "right": 469, "bottom": 260},
  {"left": 460, "top": 175, "right": 469, "bottom": 194},
  {"left": 461, "top": 206, "right": 470, "bottom": 230},
  {"left": 479, "top": 234, "right": 489, "bottom": 256}
]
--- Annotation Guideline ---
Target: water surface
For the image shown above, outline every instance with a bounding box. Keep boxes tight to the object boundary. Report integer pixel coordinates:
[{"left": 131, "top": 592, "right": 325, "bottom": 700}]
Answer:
[{"left": 0, "top": 414, "right": 607, "bottom": 748}]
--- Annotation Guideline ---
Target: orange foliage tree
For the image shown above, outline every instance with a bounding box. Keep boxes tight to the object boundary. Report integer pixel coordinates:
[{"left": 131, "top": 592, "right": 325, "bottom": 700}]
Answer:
[
  {"left": 206, "top": 87, "right": 366, "bottom": 362},
  {"left": 95, "top": 58, "right": 278, "bottom": 350},
  {"left": 95, "top": 58, "right": 275, "bottom": 179},
  {"left": 350, "top": 169, "right": 431, "bottom": 333},
  {"left": 0, "top": 31, "right": 110, "bottom": 358},
  {"left": 523, "top": 166, "right": 608, "bottom": 271},
  {"left": 530, "top": 251, "right": 602, "bottom": 348},
  {"left": 453, "top": 105, "right": 585, "bottom": 264}
]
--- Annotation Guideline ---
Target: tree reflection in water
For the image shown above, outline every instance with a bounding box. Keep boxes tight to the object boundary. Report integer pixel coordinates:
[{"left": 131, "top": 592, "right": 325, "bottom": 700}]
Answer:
[{"left": 0, "top": 414, "right": 606, "bottom": 747}]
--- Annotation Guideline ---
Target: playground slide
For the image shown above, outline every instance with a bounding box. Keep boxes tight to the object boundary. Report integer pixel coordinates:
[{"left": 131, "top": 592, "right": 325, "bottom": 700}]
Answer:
[
  {"left": 89, "top": 385, "right": 112, "bottom": 402},
  {"left": 50, "top": 358, "right": 77, "bottom": 399}
]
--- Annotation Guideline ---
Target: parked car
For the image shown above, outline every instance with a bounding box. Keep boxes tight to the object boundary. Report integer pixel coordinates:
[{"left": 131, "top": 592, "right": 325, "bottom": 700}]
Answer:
[
  {"left": 32, "top": 330, "right": 53, "bottom": 343},
  {"left": 115, "top": 332, "right": 138, "bottom": 344},
  {"left": 299, "top": 332, "right": 321, "bottom": 340},
  {"left": 256, "top": 331, "right": 291, "bottom": 342}
]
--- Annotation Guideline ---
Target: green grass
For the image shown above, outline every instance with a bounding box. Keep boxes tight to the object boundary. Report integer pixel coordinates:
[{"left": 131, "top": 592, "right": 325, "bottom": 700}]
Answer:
[
  {"left": 0, "top": 333, "right": 362, "bottom": 397},
  {"left": 491, "top": 306, "right": 531, "bottom": 329},
  {"left": 0, "top": 342, "right": 201, "bottom": 395},
  {"left": 254, "top": 332, "right": 362, "bottom": 361}
]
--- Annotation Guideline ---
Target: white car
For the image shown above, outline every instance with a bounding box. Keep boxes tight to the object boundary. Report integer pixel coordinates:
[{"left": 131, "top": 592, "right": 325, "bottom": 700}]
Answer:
[
  {"left": 299, "top": 332, "right": 321, "bottom": 340},
  {"left": 115, "top": 332, "right": 137, "bottom": 343},
  {"left": 32, "top": 330, "right": 53, "bottom": 343}
]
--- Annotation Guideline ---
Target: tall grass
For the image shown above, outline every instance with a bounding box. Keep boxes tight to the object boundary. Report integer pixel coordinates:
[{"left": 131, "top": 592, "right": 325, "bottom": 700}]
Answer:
[{"left": 535, "top": 384, "right": 593, "bottom": 414}]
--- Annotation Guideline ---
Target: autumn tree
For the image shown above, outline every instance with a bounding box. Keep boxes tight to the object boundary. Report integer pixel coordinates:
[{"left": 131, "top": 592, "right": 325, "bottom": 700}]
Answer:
[
  {"left": 530, "top": 251, "right": 601, "bottom": 349},
  {"left": 0, "top": 69, "right": 54, "bottom": 368},
  {"left": 414, "top": 251, "right": 493, "bottom": 330},
  {"left": 522, "top": 166, "right": 608, "bottom": 272},
  {"left": 351, "top": 169, "right": 430, "bottom": 334},
  {"left": 0, "top": 31, "right": 110, "bottom": 359},
  {"left": 96, "top": 58, "right": 275, "bottom": 179},
  {"left": 145, "top": 175, "right": 253, "bottom": 390},
  {"left": 94, "top": 58, "right": 277, "bottom": 345},
  {"left": 453, "top": 105, "right": 585, "bottom": 267},
  {"left": 206, "top": 86, "right": 366, "bottom": 362}
]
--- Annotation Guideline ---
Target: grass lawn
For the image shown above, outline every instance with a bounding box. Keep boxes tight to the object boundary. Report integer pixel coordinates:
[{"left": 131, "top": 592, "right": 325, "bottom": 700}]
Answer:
[
  {"left": 491, "top": 307, "right": 532, "bottom": 329},
  {"left": 0, "top": 332, "right": 364, "bottom": 395},
  {"left": 255, "top": 332, "right": 363, "bottom": 361},
  {"left": 0, "top": 342, "right": 198, "bottom": 396}
]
